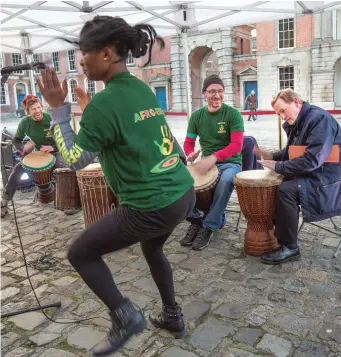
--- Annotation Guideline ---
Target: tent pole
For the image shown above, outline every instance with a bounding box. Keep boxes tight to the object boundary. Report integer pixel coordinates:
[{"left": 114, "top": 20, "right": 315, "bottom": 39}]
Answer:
[
  {"left": 181, "top": 29, "right": 191, "bottom": 120},
  {"left": 22, "top": 32, "right": 36, "bottom": 96},
  {"left": 26, "top": 53, "right": 36, "bottom": 96}
]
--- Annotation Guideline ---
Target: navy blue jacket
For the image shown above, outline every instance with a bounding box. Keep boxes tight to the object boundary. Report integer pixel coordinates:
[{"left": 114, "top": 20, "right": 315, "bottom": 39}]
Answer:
[{"left": 274, "top": 102, "right": 341, "bottom": 223}]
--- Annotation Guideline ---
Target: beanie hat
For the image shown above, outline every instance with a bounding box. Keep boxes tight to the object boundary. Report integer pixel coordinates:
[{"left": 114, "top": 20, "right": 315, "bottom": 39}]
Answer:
[
  {"left": 22, "top": 94, "right": 39, "bottom": 109},
  {"left": 202, "top": 74, "right": 224, "bottom": 93}
]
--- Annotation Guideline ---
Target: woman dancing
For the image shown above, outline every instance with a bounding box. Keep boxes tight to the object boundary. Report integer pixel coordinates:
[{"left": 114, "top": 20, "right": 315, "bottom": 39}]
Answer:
[{"left": 37, "top": 15, "right": 195, "bottom": 357}]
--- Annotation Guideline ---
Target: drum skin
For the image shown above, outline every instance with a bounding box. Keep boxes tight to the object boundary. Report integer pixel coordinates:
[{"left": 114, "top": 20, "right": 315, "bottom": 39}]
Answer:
[{"left": 187, "top": 165, "right": 220, "bottom": 213}]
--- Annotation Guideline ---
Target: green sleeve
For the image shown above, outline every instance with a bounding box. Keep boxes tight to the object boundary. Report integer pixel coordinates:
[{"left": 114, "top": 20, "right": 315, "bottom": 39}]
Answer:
[
  {"left": 187, "top": 111, "right": 198, "bottom": 138},
  {"left": 14, "top": 118, "right": 26, "bottom": 139},
  {"left": 229, "top": 109, "right": 245, "bottom": 133},
  {"left": 74, "top": 103, "right": 119, "bottom": 152}
]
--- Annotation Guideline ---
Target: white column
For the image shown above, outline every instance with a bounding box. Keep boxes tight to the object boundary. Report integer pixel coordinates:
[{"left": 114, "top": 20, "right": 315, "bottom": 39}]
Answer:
[
  {"left": 182, "top": 31, "right": 192, "bottom": 119},
  {"left": 171, "top": 35, "right": 185, "bottom": 112}
]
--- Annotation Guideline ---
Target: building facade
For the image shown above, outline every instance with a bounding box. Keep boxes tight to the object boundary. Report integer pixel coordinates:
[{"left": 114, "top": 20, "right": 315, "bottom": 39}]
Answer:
[
  {"left": 1, "top": 10, "right": 341, "bottom": 114},
  {"left": 0, "top": 37, "right": 172, "bottom": 115}
]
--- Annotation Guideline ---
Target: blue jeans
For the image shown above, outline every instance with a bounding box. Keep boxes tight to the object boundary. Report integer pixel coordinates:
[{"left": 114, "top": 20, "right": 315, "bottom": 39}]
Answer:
[{"left": 188, "top": 163, "right": 242, "bottom": 230}]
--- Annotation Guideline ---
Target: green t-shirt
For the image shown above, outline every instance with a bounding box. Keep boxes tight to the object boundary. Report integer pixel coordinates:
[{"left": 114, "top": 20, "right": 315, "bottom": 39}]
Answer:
[
  {"left": 187, "top": 103, "right": 244, "bottom": 164},
  {"left": 74, "top": 72, "right": 194, "bottom": 211},
  {"left": 15, "top": 113, "right": 55, "bottom": 150}
]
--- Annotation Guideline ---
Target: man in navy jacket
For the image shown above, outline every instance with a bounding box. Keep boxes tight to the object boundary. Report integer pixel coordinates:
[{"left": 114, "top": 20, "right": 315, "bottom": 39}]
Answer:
[{"left": 257, "top": 88, "right": 341, "bottom": 265}]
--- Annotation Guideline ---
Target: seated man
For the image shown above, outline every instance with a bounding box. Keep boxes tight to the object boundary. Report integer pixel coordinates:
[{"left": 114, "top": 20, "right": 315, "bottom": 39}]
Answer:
[
  {"left": 1, "top": 95, "right": 66, "bottom": 217},
  {"left": 182, "top": 74, "right": 244, "bottom": 250},
  {"left": 257, "top": 88, "right": 341, "bottom": 265}
]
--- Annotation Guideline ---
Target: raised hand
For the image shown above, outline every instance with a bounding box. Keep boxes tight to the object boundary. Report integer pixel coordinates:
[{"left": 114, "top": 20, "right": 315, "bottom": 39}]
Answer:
[
  {"left": 36, "top": 68, "right": 68, "bottom": 108},
  {"left": 75, "top": 86, "right": 91, "bottom": 112}
]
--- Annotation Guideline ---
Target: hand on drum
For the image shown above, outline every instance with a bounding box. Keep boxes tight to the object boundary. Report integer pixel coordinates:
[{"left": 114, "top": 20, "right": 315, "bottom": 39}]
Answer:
[
  {"left": 187, "top": 150, "right": 201, "bottom": 163},
  {"left": 75, "top": 86, "right": 91, "bottom": 112},
  {"left": 192, "top": 154, "right": 217, "bottom": 175},
  {"left": 257, "top": 159, "right": 276, "bottom": 170},
  {"left": 253, "top": 146, "right": 273, "bottom": 160},
  {"left": 40, "top": 145, "right": 55, "bottom": 153},
  {"left": 23, "top": 141, "right": 35, "bottom": 154},
  {"left": 36, "top": 68, "right": 68, "bottom": 108}
]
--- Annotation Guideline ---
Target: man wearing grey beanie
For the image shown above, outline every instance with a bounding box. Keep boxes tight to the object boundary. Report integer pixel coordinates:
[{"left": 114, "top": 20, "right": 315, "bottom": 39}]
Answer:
[{"left": 182, "top": 74, "right": 244, "bottom": 250}]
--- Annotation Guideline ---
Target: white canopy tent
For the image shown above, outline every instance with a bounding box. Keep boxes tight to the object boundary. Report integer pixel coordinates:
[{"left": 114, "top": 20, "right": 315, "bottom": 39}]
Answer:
[{"left": 1, "top": 0, "right": 341, "bottom": 114}]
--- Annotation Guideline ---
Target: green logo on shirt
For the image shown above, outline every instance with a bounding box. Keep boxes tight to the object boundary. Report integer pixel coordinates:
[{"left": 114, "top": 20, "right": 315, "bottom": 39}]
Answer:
[
  {"left": 150, "top": 125, "right": 180, "bottom": 173},
  {"left": 217, "top": 123, "right": 226, "bottom": 134}
]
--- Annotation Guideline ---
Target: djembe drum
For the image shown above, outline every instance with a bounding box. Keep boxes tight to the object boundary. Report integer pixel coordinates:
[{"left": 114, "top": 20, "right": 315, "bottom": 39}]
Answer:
[
  {"left": 76, "top": 163, "right": 118, "bottom": 227},
  {"left": 55, "top": 168, "right": 81, "bottom": 212},
  {"left": 187, "top": 164, "right": 220, "bottom": 212},
  {"left": 21, "top": 151, "right": 56, "bottom": 204},
  {"left": 234, "top": 170, "right": 283, "bottom": 256}
]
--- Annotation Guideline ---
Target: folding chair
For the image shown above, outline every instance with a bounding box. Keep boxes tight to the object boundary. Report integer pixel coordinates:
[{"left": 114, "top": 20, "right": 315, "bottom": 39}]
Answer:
[{"left": 298, "top": 217, "right": 341, "bottom": 258}]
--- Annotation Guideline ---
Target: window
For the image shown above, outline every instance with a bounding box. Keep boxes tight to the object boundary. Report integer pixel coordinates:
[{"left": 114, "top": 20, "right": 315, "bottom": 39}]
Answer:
[
  {"left": 52, "top": 52, "right": 60, "bottom": 72},
  {"left": 12, "top": 53, "right": 23, "bottom": 74},
  {"left": 278, "top": 18, "right": 295, "bottom": 49},
  {"left": 86, "top": 79, "right": 96, "bottom": 97},
  {"left": 1, "top": 83, "right": 8, "bottom": 105},
  {"left": 333, "top": 10, "right": 341, "bottom": 40},
  {"left": 251, "top": 37, "right": 256, "bottom": 52},
  {"left": 68, "top": 79, "right": 77, "bottom": 103},
  {"left": 33, "top": 54, "right": 40, "bottom": 74},
  {"left": 67, "top": 50, "right": 77, "bottom": 71},
  {"left": 126, "top": 52, "right": 135, "bottom": 66},
  {"left": 279, "top": 67, "right": 294, "bottom": 90}
]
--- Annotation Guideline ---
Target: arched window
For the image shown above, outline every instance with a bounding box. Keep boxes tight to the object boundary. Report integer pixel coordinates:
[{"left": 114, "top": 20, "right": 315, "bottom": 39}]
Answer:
[
  {"left": 85, "top": 79, "right": 96, "bottom": 97},
  {"left": 68, "top": 79, "right": 78, "bottom": 103},
  {"left": 0, "top": 83, "right": 9, "bottom": 105}
]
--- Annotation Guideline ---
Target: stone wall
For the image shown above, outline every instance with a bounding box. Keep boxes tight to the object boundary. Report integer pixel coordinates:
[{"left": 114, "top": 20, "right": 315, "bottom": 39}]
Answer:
[
  {"left": 171, "top": 30, "right": 235, "bottom": 112},
  {"left": 311, "top": 12, "right": 341, "bottom": 109},
  {"left": 257, "top": 49, "right": 311, "bottom": 110}
]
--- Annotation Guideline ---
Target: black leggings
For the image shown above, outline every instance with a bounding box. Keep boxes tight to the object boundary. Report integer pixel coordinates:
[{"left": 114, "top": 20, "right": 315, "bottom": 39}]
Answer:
[{"left": 68, "top": 188, "right": 195, "bottom": 311}]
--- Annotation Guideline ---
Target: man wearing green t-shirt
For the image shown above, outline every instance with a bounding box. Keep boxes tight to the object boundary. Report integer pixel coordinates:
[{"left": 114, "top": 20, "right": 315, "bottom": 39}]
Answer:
[
  {"left": 182, "top": 75, "right": 244, "bottom": 250},
  {"left": 1, "top": 96, "right": 65, "bottom": 217}
]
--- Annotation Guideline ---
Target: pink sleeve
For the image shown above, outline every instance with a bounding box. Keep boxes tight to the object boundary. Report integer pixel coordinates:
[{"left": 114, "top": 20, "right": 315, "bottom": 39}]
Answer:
[
  {"left": 213, "top": 131, "right": 244, "bottom": 162},
  {"left": 184, "top": 136, "right": 196, "bottom": 156}
]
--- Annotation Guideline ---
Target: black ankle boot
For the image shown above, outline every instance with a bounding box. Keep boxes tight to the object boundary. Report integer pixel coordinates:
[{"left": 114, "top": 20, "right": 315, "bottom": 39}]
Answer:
[
  {"left": 92, "top": 298, "right": 147, "bottom": 357},
  {"left": 149, "top": 303, "right": 185, "bottom": 338}
]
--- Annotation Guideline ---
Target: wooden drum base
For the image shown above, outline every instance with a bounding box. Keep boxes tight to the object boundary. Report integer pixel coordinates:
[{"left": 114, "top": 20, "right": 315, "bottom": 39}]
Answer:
[{"left": 244, "top": 223, "right": 279, "bottom": 256}]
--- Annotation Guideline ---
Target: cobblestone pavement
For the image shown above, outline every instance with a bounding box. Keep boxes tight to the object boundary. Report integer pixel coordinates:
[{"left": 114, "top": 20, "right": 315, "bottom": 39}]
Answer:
[{"left": 1, "top": 115, "right": 341, "bottom": 357}]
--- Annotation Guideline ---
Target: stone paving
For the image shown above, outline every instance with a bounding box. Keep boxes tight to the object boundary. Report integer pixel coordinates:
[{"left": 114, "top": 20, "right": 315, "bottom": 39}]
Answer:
[{"left": 1, "top": 115, "right": 341, "bottom": 357}]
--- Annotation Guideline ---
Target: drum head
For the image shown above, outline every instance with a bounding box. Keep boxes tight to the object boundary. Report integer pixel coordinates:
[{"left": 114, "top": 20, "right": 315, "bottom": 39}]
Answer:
[
  {"left": 22, "top": 152, "right": 55, "bottom": 171},
  {"left": 234, "top": 169, "right": 283, "bottom": 187},
  {"left": 188, "top": 165, "right": 219, "bottom": 190},
  {"left": 77, "top": 163, "right": 103, "bottom": 177}
]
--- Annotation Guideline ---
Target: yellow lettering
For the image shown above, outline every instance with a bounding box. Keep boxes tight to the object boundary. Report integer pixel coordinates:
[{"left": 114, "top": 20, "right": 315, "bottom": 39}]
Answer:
[
  {"left": 150, "top": 109, "right": 155, "bottom": 116},
  {"left": 140, "top": 111, "right": 146, "bottom": 120}
]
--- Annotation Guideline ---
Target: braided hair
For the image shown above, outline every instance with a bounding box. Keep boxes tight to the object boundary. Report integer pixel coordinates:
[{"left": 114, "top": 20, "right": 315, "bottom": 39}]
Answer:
[{"left": 63, "top": 16, "right": 165, "bottom": 67}]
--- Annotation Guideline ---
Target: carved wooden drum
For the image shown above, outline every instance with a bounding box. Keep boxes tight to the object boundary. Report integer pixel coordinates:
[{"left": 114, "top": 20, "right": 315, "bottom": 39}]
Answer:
[
  {"left": 76, "top": 163, "right": 118, "bottom": 227},
  {"left": 234, "top": 169, "right": 283, "bottom": 256}
]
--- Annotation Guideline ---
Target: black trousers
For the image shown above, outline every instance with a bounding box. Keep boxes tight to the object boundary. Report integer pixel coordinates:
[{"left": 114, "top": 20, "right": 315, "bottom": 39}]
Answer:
[
  {"left": 274, "top": 180, "right": 300, "bottom": 246},
  {"left": 68, "top": 188, "right": 195, "bottom": 312}
]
